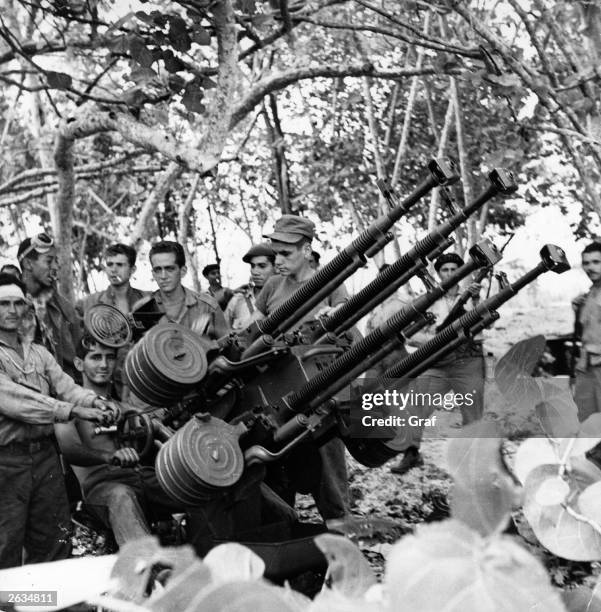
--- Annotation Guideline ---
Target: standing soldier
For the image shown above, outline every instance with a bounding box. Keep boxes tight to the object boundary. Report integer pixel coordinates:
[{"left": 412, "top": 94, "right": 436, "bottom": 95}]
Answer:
[
  {"left": 77, "top": 244, "right": 146, "bottom": 317},
  {"left": 133, "top": 241, "right": 228, "bottom": 340},
  {"left": 224, "top": 243, "right": 276, "bottom": 331},
  {"left": 253, "top": 215, "right": 350, "bottom": 520},
  {"left": 390, "top": 252, "right": 484, "bottom": 475},
  {"left": 77, "top": 244, "right": 146, "bottom": 396},
  {"left": 573, "top": 242, "right": 601, "bottom": 421},
  {"left": 0, "top": 273, "right": 116, "bottom": 568},
  {"left": 202, "top": 263, "right": 233, "bottom": 311},
  {"left": 18, "top": 233, "right": 81, "bottom": 381}
]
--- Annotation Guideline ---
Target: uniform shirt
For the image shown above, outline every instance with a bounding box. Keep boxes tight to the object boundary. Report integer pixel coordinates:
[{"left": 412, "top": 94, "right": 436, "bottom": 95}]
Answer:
[
  {"left": 152, "top": 287, "right": 229, "bottom": 339},
  {"left": 76, "top": 285, "right": 148, "bottom": 318},
  {"left": 578, "top": 286, "right": 601, "bottom": 368},
  {"left": 224, "top": 285, "right": 256, "bottom": 331},
  {"left": 0, "top": 337, "right": 97, "bottom": 445},
  {"left": 255, "top": 275, "right": 348, "bottom": 321},
  {"left": 21, "top": 290, "right": 82, "bottom": 382}
]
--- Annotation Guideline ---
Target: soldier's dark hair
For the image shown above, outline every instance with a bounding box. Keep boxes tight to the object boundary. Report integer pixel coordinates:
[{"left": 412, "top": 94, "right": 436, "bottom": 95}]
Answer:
[
  {"left": 0, "top": 272, "right": 26, "bottom": 293},
  {"left": 75, "top": 335, "right": 116, "bottom": 359},
  {"left": 149, "top": 241, "right": 186, "bottom": 268},
  {"left": 0, "top": 264, "right": 21, "bottom": 280},
  {"left": 582, "top": 242, "right": 601, "bottom": 256},
  {"left": 106, "top": 243, "right": 137, "bottom": 267}
]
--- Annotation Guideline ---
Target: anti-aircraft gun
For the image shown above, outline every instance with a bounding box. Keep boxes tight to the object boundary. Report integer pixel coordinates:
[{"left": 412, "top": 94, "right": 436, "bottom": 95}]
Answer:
[{"left": 85, "top": 160, "right": 570, "bottom": 578}]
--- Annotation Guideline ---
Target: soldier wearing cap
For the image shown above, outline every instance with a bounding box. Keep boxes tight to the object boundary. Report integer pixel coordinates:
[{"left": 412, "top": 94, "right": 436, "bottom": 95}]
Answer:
[
  {"left": 253, "top": 215, "right": 350, "bottom": 520},
  {"left": 202, "top": 263, "right": 234, "bottom": 311},
  {"left": 389, "top": 252, "right": 484, "bottom": 475},
  {"left": 17, "top": 233, "right": 82, "bottom": 382},
  {"left": 224, "top": 243, "right": 276, "bottom": 331}
]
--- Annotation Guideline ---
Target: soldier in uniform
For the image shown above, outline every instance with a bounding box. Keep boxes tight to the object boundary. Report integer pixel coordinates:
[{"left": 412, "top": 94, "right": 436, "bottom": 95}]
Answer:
[
  {"left": 202, "top": 263, "right": 234, "bottom": 311},
  {"left": 56, "top": 338, "right": 184, "bottom": 546},
  {"left": 390, "top": 252, "right": 483, "bottom": 474},
  {"left": 573, "top": 242, "right": 601, "bottom": 421},
  {"left": 253, "top": 215, "right": 350, "bottom": 520},
  {"left": 133, "top": 241, "right": 228, "bottom": 340},
  {"left": 224, "top": 243, "right": 276, "bottom": 331},
  {"left": 18, "top": 233, "right": 82, "bottom": 381},
  {"left": 77, "top": 243, "right": 147, "bottom": 396},
  {"left": 0, "top": 273, "right": 115, "bottom": 568}
]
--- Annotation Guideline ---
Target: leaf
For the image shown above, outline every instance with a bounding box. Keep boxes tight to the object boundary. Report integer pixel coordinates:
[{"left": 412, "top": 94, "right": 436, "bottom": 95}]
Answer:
[
  {"left": 203, "top": 543, "right": 265, "bottom": 582},
  {"left": 135, "top": 11, "right": 154, "bottom": 24},
  {"left": 168, "top": 74, "right": 186, "bottom": 92},
  {"left": 577, "top": 481, "right": 601, "bottom": 523},
  {"left": 562, "top": 584, "right": 601, "bottom": 612},
  {"left": 109, "top": 537, "right": 198, "bottom": 603},
  {"left": 185, "top": 580, "right": 298, "bottom": 612},
  {"left": 446, "top": 421, "right": 519, "bottom": 535},
  {"left": 523, "top": 464, "right": 601, "bottom": 560},
  {"left": 495, "top": 336, "right": 546, "bottom": 407},
  {"left": 163, "top": 52, "right": 186, "bottom": 73},
  {"left": 182, "top": 81, "right": 204, "bottom": 113},
  {"left": 581, "top": 413, "right": 601, "bottom": 437},
  {"left": 129, "top": 36, "right": 154, "bottom": 68},
  {"left": 191, "top": 26, "right": 211, "bottom": 45},
  {"left": 202, "top": 76, "right": 217, "bottom": 89},
  {"left": 535, "top": 379, "right": 580, "bottom": 437},
  {"left": 535, "top": 476, "right": 570, "bottom": 506},
  {"left": 314, "top": 533, "right": 376, "bottom": 598},
  {"left": 495, "top": 335, "right": 547, "bottom": 380},
  {"left": 385, "top": 520, "right": 565, "bottom": 612},
  {"left": 46, "top": 70, "right": 72, "bottom": 90},
  {"left": 514, "top": 438, "right": 559, "bottom": 485},
  {"left": 148, "top": 560, "right": 212, "bottom": 612},
  {"left": 168, "top": 15, "right": 191, "bottom": 52}
]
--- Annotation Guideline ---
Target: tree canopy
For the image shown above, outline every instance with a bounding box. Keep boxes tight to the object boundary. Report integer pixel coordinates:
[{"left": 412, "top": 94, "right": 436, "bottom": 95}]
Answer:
[{"left": 0, "top": 0, "right": 599, "bottom": 297}]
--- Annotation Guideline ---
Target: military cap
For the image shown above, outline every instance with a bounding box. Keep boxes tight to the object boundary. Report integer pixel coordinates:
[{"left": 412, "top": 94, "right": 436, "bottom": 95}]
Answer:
[
  {"left": 264, "top": 215, "right": 315, "bottom": 244},
  {"left": 242, "top": 243, "right": 275, "bottom": 263},
  {"left": 202, "top": 263, "right": 220, "bottom": 277},
  {"left": 434, "top": 252, "right": 464, "bottom": 271}
]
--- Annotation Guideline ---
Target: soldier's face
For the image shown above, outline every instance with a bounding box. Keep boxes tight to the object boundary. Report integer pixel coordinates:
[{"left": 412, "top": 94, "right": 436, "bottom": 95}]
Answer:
[
  {"left": 79, "top": 343, "right": 117, "bottom": 385},
  {"left": 0, "top": 296, "right": 27, "bottom": 331},
  {"left": 582, "top": 251, "right": 601, "bottom": 283},
  {"left": 437, "top": 262, "right": 459, "bottom": 282},
  {"left": 105, "top": 254, "right": 134, "bottom": 287},
  {"left": 27, "top": 248, "right": 58, "bottom": 288},
  {"left": 249, "top": 256, "right": 275, "bottom": 288},
  {"left": 151, "top": 252, "right": 185, "bottom": 295},
  {"left": 272, "top": 241, "right": 310, "bottom": 277}
]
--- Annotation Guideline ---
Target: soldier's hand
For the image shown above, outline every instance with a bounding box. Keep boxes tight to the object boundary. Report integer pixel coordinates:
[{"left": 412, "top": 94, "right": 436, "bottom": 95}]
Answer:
[
  {"left": 573, "top": 293, "right": 587, "bottom": 311},
  {"left": 109, "top": 447, "right": 140, "bottom": 467},
  {"left": 71, "top": 405, "right": 114, "bottom": 425},
  {"left": 93, "top": 397, "right": 122, "bottom": 423},
  {"left": 467, "top": 282, "right": 481, "bottom": 298}
]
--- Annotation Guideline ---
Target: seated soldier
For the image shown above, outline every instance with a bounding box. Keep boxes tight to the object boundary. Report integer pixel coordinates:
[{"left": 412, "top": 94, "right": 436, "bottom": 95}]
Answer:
[{"left": 55, "top": 338, "right": 184, "bottom": 546}]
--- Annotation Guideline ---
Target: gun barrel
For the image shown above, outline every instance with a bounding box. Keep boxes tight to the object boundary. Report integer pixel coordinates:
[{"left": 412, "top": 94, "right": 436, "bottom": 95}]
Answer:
[
  {"left": 319, "top": 170, "right": 514, "bottom": 337},
  {"left": 283, "top": 257, "right": 483, "bottom": 413},
  {"left": 240, "top": 160, "right": 458, "bottom": 349},
  {"left": 381, "top": 245, "right": 569, "bottom": 379}
]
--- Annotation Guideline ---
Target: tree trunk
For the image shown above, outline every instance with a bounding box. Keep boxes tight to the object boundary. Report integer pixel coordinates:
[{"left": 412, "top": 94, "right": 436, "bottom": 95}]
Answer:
[{"left": 178, "top": 174, "right": 202, "bottom": 293}]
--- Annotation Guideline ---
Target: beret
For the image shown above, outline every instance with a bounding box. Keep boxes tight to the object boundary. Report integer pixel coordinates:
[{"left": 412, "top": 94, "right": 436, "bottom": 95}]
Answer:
[
  {"left": 202, "top": 263, "right": 220, "bottom": 276},
  {"left": 434, "top": 252, "right": 464, "bottom": 271},
  {"left": 242, "top": 243, "right": 275, "bottom": 263}
]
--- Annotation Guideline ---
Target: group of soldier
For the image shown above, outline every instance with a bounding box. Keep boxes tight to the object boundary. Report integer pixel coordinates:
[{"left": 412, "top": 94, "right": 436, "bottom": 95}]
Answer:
[
  {"left": 0, "top": 215, "right": 348, "bottom": 570},
  {"left": 2, "top": 210, "right": 600, "bottom": 572}
]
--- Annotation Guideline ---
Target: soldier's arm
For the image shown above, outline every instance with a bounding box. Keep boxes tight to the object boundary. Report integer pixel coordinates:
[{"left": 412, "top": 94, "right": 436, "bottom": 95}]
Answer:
[
  {"left": 55, "top": 421, "right": 112, "bottom": 466},
  {"left": 0, "top": 370, "right": 74, "bottom": 424}
]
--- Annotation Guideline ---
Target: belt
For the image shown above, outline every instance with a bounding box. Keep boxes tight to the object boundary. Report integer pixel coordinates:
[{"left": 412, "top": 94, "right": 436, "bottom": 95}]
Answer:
[{"left": 0, "top": 435, "right": 56, "bottom": 454}]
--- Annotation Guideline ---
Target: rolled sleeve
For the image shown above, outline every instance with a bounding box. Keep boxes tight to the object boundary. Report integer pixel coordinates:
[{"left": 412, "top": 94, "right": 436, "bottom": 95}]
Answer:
[{"left": 0, "top": 371, "right": 74, "bottom": 424}]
